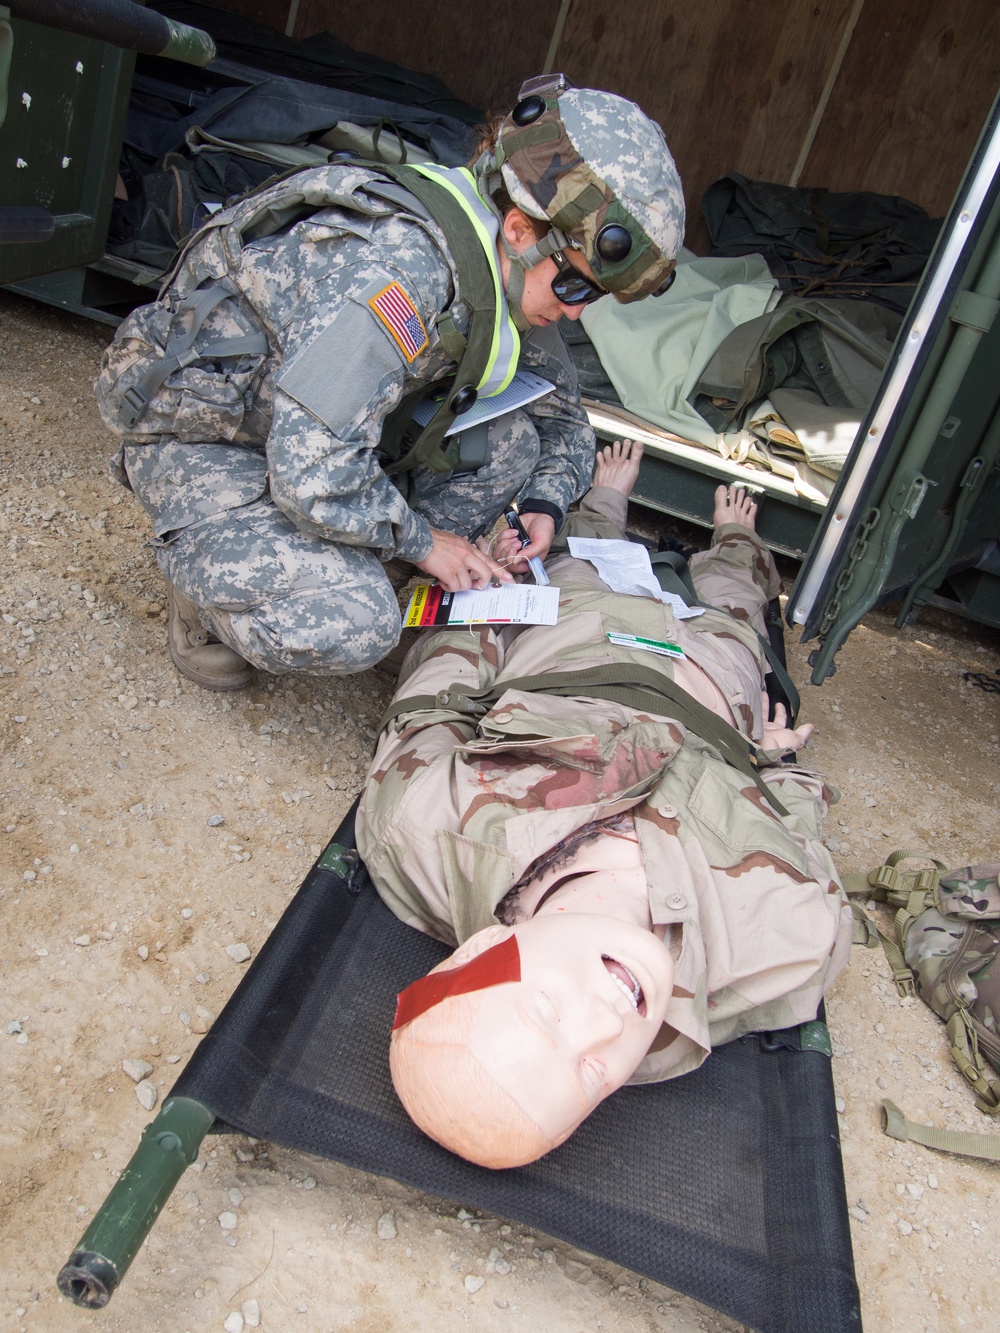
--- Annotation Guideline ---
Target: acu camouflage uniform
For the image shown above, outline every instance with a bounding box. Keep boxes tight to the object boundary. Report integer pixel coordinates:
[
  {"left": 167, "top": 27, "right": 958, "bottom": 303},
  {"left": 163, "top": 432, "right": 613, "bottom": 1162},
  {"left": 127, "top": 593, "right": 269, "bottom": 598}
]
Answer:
[
  {"left": 96, "top": 162, "right": 595, "bottom": 674},
  {"left": 357, "top": 487, "right": 852, "bottom": 1084}
]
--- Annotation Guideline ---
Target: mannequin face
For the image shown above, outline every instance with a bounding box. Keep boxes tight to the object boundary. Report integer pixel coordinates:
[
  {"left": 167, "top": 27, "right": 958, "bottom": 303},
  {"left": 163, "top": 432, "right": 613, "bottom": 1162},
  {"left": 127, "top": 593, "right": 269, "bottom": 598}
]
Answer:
[
  {"left": 462, "top": 911, "right": 673, "bottom": 1145},
  {"left": 498, "top": 209, "right": 594, "bottom": 327}
]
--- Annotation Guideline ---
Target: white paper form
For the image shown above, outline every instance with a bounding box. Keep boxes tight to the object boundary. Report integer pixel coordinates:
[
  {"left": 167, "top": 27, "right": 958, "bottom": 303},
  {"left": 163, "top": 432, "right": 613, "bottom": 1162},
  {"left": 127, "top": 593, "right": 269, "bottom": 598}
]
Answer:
[
  {"left": 567, "top": 538, "right": 705, "bottom": 619},
  {"left": 404, "top": 581, "right": 560, "bottom": 627},
  {"left": 411, "top": 370, "right": 555, "bottom": 437}
]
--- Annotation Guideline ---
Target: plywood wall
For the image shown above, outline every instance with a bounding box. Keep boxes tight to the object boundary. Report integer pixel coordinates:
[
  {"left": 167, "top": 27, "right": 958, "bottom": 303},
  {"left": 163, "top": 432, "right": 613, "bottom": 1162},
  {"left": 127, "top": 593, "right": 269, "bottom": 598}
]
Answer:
[
  {"left": 205, "top": 0, "right": 1000, "bottom": 252},
  {"left": 294, "top": 0, "right": 557, "bottom": 112}
]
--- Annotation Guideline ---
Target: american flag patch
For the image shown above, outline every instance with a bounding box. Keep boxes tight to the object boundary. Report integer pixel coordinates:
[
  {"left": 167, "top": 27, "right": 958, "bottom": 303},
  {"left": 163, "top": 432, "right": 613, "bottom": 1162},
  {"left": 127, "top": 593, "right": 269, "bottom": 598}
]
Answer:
[{"left": 368, "top": 281, "right": 428, "bottom": 362}]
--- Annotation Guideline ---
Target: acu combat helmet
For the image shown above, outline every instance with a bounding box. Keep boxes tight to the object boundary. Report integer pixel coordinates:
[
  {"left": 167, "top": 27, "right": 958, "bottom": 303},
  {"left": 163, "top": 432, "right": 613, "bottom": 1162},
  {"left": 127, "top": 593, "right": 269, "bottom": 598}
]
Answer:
[{"left": 476, "top": 75, "right": 685, "bottom": 305}]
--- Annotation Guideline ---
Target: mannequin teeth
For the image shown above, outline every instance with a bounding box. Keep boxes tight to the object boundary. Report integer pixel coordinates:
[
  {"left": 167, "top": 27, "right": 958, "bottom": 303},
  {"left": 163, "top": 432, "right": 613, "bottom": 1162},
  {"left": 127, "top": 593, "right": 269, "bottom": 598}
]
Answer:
[{"left": 608, "top": 968, "right": 640, "bottom": 1010}]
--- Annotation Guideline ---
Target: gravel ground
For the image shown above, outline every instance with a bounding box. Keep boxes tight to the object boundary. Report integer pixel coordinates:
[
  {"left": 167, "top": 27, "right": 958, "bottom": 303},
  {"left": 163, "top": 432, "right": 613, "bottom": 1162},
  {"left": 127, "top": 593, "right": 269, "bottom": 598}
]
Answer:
[{"left": 2, "top": 289, "right": 999, "bottom": 1333}]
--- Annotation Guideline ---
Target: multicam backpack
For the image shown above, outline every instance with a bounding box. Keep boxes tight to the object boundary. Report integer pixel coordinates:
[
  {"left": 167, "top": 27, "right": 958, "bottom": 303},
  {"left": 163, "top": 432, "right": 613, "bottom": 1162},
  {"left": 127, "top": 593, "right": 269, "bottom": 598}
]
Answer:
[{"left": 847, "top": 853, "right": 1000, "bottom": 1159}]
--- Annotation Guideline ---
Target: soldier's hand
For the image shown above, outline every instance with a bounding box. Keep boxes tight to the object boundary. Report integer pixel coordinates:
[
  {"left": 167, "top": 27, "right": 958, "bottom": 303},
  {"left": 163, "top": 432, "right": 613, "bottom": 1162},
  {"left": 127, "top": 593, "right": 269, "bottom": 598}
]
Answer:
[
  {"left": 496, "top": 512, "right": 556, "bottom": 573},
  {"left": 414, "top": 527, "right": 512, "bottom": 592}
]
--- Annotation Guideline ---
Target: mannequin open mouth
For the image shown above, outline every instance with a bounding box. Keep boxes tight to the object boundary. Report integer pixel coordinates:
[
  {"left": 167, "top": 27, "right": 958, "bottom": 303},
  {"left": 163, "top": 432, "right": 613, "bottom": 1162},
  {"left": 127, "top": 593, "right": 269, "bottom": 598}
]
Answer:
[{"left": 602, "top": 956, "right": 646, "bottom": 1016}]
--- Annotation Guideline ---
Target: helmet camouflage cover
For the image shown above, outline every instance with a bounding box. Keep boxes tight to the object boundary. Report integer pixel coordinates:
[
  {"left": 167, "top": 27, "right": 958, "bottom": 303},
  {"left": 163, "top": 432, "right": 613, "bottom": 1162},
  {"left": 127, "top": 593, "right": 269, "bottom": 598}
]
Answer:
[{"left": 485, "top": 78, "right": 686, "bottom": 303}]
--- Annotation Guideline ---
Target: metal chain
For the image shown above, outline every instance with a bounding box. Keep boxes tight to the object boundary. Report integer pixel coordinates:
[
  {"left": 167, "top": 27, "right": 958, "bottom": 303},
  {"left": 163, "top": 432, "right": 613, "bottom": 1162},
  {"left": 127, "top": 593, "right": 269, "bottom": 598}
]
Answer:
[{"left": 817, "top": 507, "right": 881, "bottom": 639}]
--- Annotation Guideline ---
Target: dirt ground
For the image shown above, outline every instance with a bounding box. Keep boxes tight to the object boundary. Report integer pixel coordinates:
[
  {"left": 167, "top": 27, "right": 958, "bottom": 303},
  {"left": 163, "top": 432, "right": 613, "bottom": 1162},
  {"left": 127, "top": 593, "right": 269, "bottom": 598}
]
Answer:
[{"left": 2, "top": 289, "right": 999, "bottom": 1333}]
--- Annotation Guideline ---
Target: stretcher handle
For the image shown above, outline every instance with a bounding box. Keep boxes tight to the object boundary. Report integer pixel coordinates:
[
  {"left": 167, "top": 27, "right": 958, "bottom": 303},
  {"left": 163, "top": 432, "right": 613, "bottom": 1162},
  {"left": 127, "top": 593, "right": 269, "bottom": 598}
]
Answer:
[
  {"left": 6, "top": 0, "right": 216, "bottom": 66},
  {"left": 56, "top": 1096, "right": 215, "bottom": 1308}
]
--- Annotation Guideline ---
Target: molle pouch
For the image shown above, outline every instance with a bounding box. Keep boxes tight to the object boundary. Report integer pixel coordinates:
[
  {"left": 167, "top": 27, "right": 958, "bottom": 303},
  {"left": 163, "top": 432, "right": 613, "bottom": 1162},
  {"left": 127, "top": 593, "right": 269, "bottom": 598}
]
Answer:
[
  {"left": 902, "top": 864, "right": 1000, "bottom": 1114},
  {"left": 96, "top": 284, "right": 269, "bottom": 448},
  {"left": 848, "top": 855, "right": 1000, "bottom": 1114}
]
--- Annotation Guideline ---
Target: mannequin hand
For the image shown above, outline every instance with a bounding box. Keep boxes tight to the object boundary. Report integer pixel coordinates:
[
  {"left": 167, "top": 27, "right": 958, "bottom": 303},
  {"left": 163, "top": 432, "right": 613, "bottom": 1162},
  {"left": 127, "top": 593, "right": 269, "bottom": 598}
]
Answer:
[
  {"left": 414, "top": 527, "right": 512, "bottom": 592},
  {"left": 494, "top": 512, "right": 556, "bottom": 574},
  {"left": 760, "top": 699, "right": 815, "bottom": 753}
]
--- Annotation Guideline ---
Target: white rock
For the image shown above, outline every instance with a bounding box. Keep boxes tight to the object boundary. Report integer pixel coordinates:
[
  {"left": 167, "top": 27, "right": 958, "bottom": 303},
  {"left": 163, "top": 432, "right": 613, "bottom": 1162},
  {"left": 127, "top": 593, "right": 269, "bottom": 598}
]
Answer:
[
  {"left": 464, "top": 1275, "right": 485, "bottom": 1294},
  {"left": 229, "top": 1187, "right": 244, "bottom": 1207},
  {"left": 223, "top": 1313, "right": 244, "bottom": 1333},
  {"left": 74, "top": 934, "right": 90, "bottom": 947},
  {"left": 135, "top": 1079, "right": 157, "bottom": 1111},
  {"left": 226, "top": 943, "right": 251, "bottom": 963},
  {"left": 907, "top": 1183, "right": 924, "bottom": 1200},
  {"left": 218, "top": 1211, "right": 238, "bottom": 1231},
  {"left": 377, "top": 1210, "right": 397, "bottom": 1240},
  {"left": 241, "top": 1299, "right": 261, "bottom": 1328},
  {"left": 137, "top": 945, "right": 149, "bottom": 961},
  {"left": 122, "top": 1058, "right": 153, "bottom": 1083}
]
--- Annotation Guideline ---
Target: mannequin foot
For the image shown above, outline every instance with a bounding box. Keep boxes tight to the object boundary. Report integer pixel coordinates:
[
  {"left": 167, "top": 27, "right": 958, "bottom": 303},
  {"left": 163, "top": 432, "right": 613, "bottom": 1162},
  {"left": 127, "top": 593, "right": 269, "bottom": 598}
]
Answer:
[
  {"left": 713, "top": 484, "right": 758, "bottom": 533},
  {"left": 593, "top": 438, "right": 643, "bottom": 497},
  {"left": 165, "top": 580, "right": 254, "bottom": 692}
]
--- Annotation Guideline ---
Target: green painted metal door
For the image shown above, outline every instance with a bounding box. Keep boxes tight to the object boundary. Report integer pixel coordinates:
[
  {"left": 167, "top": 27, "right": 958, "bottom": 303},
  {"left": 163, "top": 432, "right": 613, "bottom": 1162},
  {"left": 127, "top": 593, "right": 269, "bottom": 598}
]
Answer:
[
  {"left": 786, "top": 93, "right": 1000, "bottom": 683},
  {"left": 0, "top": 10, "right": 135, "bottom": 285}
]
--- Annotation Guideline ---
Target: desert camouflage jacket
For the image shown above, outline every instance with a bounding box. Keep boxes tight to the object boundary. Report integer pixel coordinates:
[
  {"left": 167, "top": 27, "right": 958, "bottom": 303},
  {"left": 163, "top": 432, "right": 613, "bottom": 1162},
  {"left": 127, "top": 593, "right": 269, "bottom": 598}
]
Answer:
[{"left": 358, "top": 509, "right": 853, "bottom": 1082}]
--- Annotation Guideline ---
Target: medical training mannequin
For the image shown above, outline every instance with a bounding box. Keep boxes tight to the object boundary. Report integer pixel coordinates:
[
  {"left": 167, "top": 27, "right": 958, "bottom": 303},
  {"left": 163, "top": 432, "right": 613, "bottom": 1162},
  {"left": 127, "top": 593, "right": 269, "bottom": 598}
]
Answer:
[
  {"left": 96, "top": 78, "right": 685, "bottom": 690},
  {"left": 359, "top": 445, "right": 850, "bottom": 1168}
]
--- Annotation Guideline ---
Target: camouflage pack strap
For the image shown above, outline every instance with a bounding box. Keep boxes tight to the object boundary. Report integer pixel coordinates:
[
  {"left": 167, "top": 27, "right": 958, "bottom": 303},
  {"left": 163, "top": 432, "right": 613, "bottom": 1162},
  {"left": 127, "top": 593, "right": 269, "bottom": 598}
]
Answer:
[
  {"left": 842, "top": 852, "right": 948, "bottom": 995},
  {"left": 881, "top": 1099, "right": 1000, "bottom": 1162},
  {"left": 382, "top": 661, "right": 789, "bottom": 817},
  {"left": 118, "top": 283, "right": 268, "bottom": 428}
]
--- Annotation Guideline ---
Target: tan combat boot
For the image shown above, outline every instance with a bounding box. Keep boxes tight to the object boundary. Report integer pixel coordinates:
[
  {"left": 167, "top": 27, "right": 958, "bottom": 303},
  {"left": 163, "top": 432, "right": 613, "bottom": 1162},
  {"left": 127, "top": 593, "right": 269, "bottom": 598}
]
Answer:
[{"left": 165, "top": 580, "right": 254, "bottom": 692}]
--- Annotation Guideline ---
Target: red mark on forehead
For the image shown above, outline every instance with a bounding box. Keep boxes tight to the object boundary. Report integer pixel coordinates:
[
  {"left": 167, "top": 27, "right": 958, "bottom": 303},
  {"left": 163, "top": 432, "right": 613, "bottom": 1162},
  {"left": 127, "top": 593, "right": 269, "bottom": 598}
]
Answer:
[{"left": 392, "top": 935, "right": 521, "bottom": 1030}]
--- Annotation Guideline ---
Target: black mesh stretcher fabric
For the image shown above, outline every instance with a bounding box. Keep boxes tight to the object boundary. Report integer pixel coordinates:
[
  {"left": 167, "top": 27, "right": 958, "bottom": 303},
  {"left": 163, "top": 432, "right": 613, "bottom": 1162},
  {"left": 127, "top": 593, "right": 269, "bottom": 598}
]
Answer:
[{"left": 173, "top": 802, "right": 861, "bottom": 1333}]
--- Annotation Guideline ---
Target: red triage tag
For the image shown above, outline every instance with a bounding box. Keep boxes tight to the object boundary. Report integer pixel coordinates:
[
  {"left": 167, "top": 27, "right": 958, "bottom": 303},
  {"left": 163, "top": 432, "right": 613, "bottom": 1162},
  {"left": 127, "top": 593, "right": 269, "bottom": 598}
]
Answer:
[{"left": 392, "top": 935, "right": 521, "bottom": 1030}]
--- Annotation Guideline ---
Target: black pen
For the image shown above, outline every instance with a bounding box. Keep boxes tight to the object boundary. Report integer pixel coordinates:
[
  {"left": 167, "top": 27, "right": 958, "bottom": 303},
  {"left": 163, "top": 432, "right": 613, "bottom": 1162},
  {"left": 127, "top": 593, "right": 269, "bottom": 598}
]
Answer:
[{"left": 503, "top": 509, "right": 550, "bottom": 586}]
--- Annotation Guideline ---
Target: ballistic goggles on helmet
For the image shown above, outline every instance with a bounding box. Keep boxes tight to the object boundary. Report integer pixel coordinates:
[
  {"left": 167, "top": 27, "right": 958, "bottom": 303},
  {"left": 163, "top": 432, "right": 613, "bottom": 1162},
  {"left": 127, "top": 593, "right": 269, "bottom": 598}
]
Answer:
[
  {"left": 550, "top": 248, "right": 675, "bottom": 306},
  {"left": 485, "top": 75, "right": 683, "bottom": 304}
]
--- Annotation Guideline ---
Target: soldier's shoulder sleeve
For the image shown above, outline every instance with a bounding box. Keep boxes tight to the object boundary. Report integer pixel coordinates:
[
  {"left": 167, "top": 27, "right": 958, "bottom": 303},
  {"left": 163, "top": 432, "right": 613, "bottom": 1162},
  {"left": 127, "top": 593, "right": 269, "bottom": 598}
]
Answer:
[{"left": 275, "top": 231, "right": 451, "bottom": 436}]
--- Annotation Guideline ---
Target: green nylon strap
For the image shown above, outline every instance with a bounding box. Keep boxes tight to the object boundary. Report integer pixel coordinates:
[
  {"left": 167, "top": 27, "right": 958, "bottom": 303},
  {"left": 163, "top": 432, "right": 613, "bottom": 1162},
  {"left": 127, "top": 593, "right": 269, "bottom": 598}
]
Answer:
[
  {"left": 496, "top": 120, "right": 561, "bottom": 157},
  {"left": 849, "top": 900, "right": 880, "bottom": 947},
  {"left": 649, "top": 550, "right": 802, "bottom": 726},
  {"left": 372, "top": 165, "right": 501, "bottom": 476},
  {"left": 382, "top": 661, "right": 789, "bottom": 817},
  {"left": 550, "top": 182, "right": 607, "bottom": 234},
  {"left": 435, "top": 312, "right": 468, "bottom": 362},
  {"left": 844, "top": 876, "right": 917, "bottom": 992},
  {"left": 881, "top": 1099, "right": 1000, "bottom": 1159}
]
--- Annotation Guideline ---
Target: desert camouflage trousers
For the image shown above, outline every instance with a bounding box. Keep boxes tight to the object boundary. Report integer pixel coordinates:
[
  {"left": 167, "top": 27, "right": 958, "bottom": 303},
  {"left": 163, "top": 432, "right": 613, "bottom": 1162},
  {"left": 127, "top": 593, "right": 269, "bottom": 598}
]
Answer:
[{"left": 126, "top": 412, "right": 540, "bottom": 675}]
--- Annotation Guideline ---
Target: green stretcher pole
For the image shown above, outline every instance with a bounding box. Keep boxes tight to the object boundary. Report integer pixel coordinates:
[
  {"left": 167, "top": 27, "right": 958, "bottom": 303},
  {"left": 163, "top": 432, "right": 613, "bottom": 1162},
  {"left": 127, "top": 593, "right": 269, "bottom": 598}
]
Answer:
[
  {"left": 6, "top": 0, "right": 216, "bottom": 67},
  {"left": 57, "top": 1096, "right": 215, "bottom": 1309}
]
